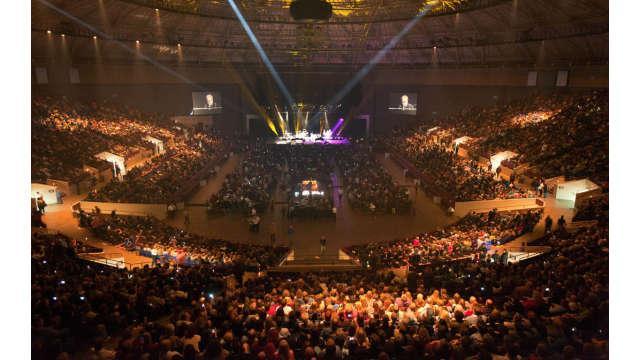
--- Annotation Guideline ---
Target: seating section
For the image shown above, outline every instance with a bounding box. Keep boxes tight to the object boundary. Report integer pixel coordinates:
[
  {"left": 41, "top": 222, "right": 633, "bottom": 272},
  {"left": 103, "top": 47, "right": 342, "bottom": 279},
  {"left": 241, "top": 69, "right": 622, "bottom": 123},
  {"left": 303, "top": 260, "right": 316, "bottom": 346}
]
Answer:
[
  {"left": 337, "top": 149, "right": 412, "bottom": 214},
  {"left": 87, "top": 133, "right": 228, "bottom": 203},
  {"left": 209, "top": 144, "right": 279, "bottom": 214},
  {"left": 348, "top": 209, "right": 542, "bottom": 268},
  {"left": 32, "top": 96, "right": 232, "bottom": 203},
  {"left": 387, "top": 91, "right": 608, "bottom": 202},
  {"left": 82, "top": 213, "right": 287, "bottom": 271},
  {"left": 573, "top": 196, "right": 608, "bottom": 224},
  {"left": 30, "top": 94, "right": 609, "bottom": 360},
  {"left": 32, "top": 217, "right": 608, "bottom": 359},
  {"left": 32, "top": 96, "right": 175, "bottom": 183}
]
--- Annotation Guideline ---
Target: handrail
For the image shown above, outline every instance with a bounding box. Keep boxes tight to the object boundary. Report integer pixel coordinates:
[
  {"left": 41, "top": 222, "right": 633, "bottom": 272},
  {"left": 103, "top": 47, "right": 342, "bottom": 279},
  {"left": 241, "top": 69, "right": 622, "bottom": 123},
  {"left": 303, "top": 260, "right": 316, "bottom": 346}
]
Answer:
[
  {"left": 501, "top": 245, "right": 552, "bottom": 253},
  {"left": 78, "top": 252, "right": 148, "bottom": 270}
]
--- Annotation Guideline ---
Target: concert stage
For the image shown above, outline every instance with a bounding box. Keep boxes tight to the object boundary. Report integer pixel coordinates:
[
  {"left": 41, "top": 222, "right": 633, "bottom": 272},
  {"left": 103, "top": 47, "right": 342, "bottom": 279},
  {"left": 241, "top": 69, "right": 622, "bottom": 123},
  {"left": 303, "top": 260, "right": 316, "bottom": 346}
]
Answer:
[{"left": 273, "top": 130, "right": 349, "bottom": 145}]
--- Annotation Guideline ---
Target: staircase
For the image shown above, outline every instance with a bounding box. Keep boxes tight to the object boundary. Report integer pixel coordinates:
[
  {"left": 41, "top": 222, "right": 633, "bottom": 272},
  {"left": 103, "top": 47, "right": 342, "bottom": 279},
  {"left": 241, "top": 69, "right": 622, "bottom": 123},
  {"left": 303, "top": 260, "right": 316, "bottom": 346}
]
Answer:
[{"left": 271, "top": 249, "right": 362, "bottom": 272}]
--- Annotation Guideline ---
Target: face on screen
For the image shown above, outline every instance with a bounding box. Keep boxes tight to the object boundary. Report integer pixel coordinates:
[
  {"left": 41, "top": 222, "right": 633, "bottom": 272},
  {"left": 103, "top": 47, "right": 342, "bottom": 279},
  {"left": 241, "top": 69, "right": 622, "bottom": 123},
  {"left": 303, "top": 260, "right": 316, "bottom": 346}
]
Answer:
[
  {"left": 193, "top": 92, "right": 221, "bottom": 114},
  {"left": 401, "top": 95, "right": 409, "bottom": 107},
  {"left": 389, "top": 93, "right": 417, "bottom": 114},
  {"left": 206, "top": 94, "right": 215, "bottom": 107}
]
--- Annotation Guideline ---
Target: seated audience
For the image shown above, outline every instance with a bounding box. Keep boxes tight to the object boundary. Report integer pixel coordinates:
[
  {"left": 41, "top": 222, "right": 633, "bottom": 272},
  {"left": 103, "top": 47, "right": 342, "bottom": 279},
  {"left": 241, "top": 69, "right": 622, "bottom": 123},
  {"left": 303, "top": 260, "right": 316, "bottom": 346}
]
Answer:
[
  {"left": 385, "top": 91, "right": 608, "bottom": 202},
  {"left": 32, "top": 218, "right": 607, "bottom": 360},
  {"left": 337, "top": 148, "right": 412, "bottom": 214}
]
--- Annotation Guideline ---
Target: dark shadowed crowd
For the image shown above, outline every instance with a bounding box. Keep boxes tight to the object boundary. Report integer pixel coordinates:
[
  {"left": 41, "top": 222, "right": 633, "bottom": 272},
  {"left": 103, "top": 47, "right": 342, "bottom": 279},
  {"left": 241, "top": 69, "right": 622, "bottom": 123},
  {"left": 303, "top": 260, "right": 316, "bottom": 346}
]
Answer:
[{"left": 32, "top": 210, "right": 607, "bottom": 359}]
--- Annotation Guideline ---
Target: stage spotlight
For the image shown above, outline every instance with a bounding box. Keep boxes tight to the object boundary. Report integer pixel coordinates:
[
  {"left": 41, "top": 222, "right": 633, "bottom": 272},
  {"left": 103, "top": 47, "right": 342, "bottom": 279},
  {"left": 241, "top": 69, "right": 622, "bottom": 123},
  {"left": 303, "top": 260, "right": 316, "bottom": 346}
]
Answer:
[
  {"left": 228, "top": 0, "right": 294, "bottom": 107},
  {"left": 135, "top": 40, "right": 140, "bottom": 44},
  {"left": 61, "top": 34, "right": 65, "bottom": 37},
  {"left": 46, "top": 30, "right": 52, "bottom": 34},
  {"left": 155, "top": 8, "right": 159, "bottom": 12},
  {"left": 93, "top": 35, "right": 97, "bottom": 39}
]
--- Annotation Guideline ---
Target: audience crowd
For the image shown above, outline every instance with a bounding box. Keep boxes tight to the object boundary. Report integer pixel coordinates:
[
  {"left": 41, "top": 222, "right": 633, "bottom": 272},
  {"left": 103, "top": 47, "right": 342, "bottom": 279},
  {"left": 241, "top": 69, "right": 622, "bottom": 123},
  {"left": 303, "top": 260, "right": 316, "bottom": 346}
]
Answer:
[
  {"left": 32, "top": 96, "right": 174, "bottom": 183},
  {"left": 386, "top": 91, "right": 608, "bottom": 202},
  {"left": 391, "top": 139, "right": 531, "bottom": 202},
  {"left": 337, "top": 148, "right": 412, "bottom": 214},
  {"left": 573, "top": 196, "right": 609, "bottom": 225},
  {"left": 210, "top": 144, "right": 279, "bottom": 214},
  {"left": 88, "top": 133, "right": 229, "bottom": 204},
  {"left": 31, "top": 93, "right": 609, "bottom": 360},
  {"left": 281, "top": 146, "right": 335, "bottom": 218},
  {"left": 32, "top": 213, "right": 608, "bottom": 359},
  {"left": 33, "top": 96, "right": 232, "bottom": 204},
  {"left": 349, "top": 209, "right": 541, "bottom": 269},
  {"left": 210, "top": 144, "right": 414, "bottom": 217},
  {"left": 473, "top": 91, "right": 608, "bottom": 183},
  {"left": 83, "top": 213, "right": 287, "bottom": 272}
]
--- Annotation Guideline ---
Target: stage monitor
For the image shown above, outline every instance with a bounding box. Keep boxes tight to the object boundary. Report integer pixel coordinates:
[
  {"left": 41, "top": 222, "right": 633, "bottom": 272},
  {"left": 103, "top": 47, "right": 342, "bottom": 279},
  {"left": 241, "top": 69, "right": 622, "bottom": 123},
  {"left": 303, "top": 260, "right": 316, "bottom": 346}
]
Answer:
[
  {"left": 388, "top": 92, "right": 417, "bottom": 115},
  {"left": 192, "top": 91, "right": 222, "bottom": 115}
]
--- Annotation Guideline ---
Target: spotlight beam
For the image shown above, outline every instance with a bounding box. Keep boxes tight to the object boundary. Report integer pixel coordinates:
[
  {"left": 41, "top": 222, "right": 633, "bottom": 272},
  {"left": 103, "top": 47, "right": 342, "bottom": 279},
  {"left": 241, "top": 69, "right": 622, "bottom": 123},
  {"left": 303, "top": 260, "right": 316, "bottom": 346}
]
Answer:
[
  {"left": 274, "top": 105, "right": 287, "bottom": 134},
  {"left": 36, "top": 0, "right": 206, "bottom": 91},
  {"left": 227, "top": 0, "right": 295, "bottom": 108},
  {"left": 220, "top": 53, "right": 279, "bottom": 136},
  {"left": 311, "top": 6, "right": 431, "bottom": 125},
  {"left": 331, "top": 118, "right": 344, "bottom": 135},
  {"left": 38, "top": 0, "right": 269, "bottom": 124}
]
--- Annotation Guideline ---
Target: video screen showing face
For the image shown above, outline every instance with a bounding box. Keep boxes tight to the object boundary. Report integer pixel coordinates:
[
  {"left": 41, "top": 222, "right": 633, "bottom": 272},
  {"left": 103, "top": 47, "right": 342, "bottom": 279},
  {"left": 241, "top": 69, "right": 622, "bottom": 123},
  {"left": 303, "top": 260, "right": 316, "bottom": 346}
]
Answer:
[
  {"left": 192, "top": 91, "right": 222, "bottom": 115},
  {"left": 388, "top": 92, "right": 417, "bottom": 115}
]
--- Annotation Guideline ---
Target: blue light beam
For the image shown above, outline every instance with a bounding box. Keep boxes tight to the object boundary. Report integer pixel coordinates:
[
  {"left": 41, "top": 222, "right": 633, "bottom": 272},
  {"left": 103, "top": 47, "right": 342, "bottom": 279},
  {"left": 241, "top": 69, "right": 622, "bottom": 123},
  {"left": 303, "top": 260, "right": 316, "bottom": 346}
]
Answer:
[
  {"left": 227, "top": 0, "right": 295, "bottom": 108},
  {"left": 312, "top": 6, "right": 431, "bottom": 124}
]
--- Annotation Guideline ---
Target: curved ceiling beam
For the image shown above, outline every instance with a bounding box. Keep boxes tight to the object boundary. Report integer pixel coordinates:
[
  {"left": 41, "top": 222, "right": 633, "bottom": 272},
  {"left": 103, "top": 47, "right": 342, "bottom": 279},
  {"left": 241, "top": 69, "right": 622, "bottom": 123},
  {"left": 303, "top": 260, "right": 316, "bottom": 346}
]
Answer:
[
  {"left": 116, "top": 0, "right": 514, "bottom": 25},
  {"left": 31, "top": 22, "right": 607, "bottom": 53}
]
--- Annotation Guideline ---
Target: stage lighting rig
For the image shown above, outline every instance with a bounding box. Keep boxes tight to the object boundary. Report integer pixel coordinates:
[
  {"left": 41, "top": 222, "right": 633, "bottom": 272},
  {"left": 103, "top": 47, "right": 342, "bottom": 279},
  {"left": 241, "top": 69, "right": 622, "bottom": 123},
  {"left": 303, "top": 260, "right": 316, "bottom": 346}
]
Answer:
[{"left": 290, "top": 0, "right": 332, "bottom": 21}]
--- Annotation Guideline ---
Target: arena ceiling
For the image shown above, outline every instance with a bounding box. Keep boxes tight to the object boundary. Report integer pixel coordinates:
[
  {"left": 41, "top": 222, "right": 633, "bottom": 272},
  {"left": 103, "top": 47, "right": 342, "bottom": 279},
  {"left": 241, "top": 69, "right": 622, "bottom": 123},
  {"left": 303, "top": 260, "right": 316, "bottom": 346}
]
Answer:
[{"left": 31, "top": 0, "right": 608, "bottom": 68}]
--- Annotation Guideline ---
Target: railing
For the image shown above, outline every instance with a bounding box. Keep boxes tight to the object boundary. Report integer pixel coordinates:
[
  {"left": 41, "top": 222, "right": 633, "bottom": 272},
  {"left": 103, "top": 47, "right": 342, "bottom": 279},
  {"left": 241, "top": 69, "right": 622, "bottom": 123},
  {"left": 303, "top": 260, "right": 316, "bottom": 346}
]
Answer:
[
  {"left": 279, "top": 249, "right": 361, "bottom": 267},
  {"left": 501, "top": 245, "right": 552, "bottom": 253},
  {"left": 506, "top": 250, "right": 550, "bottom": 263},
  {"left": 78, "top": 252, "right": 148, "bottom": 270}
]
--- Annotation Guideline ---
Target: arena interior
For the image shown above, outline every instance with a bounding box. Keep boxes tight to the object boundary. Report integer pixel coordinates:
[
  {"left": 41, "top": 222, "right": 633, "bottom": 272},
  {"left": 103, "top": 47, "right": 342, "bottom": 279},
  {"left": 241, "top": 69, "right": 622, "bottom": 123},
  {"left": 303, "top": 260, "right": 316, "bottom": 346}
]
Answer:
[{"left": 29, "top": 0, "right": 611, "bottom": 359}]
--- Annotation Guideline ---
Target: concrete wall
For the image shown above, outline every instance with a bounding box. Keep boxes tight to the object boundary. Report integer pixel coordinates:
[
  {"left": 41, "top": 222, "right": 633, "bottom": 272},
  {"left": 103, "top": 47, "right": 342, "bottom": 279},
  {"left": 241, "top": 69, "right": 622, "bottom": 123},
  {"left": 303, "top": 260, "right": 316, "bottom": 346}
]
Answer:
[
  {"left": 79, "top": 201, "right": 168, "bottom": 220},
  {"left": 454, "top": 198, "right": 544, "bottom": 217}
]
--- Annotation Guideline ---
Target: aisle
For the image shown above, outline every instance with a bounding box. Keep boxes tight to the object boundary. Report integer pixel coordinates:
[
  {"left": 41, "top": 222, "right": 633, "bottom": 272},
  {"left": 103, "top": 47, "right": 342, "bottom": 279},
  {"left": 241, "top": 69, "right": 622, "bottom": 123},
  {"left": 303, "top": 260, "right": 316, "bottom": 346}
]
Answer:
[
  {"left": 507, "top": 197, "right": 576, "bottom": 247},
  {"left": 41, "top": 195, "right": 152, "bottom": 268},
  {"left": 375, "top": 152, "right": 454, "bottom": 226},
  {"left": 188, "top": 153, "right": 245, "bottom": 204}
]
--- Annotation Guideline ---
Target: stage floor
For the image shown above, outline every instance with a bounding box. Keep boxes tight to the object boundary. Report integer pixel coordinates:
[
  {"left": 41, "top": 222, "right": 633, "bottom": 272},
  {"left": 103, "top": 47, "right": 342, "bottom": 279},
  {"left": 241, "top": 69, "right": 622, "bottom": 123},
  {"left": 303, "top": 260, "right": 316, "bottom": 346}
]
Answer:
[{"left": 272, "top": 136, "right": 350, "bottom": 145}]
